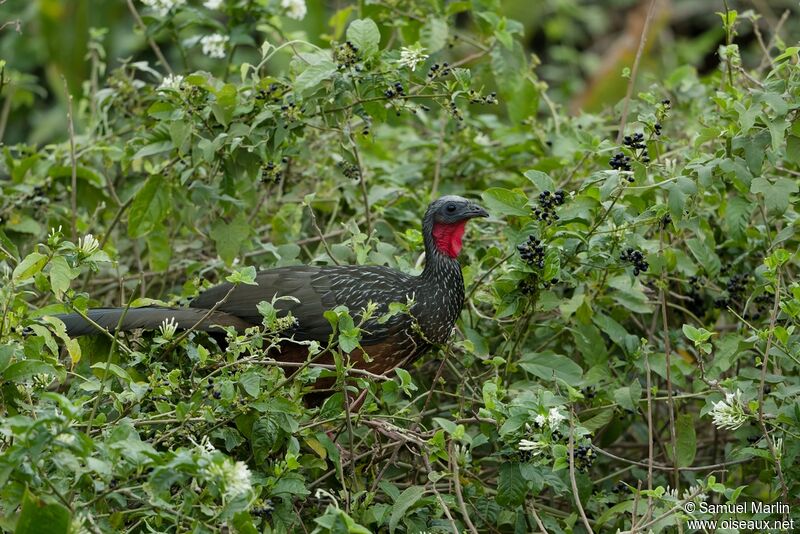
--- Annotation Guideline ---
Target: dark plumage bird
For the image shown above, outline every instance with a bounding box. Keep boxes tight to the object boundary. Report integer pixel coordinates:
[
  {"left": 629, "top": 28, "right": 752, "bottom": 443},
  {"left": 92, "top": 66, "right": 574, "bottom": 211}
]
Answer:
[{"left": 56, "top": 196, "right": 488, "bottom": 379}]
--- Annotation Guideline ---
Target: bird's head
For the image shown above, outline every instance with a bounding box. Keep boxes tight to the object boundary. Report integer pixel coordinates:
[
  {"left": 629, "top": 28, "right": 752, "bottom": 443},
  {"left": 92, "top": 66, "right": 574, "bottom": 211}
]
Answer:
[{"left": 423, "top": 195, "right": 489, "bottom": 258}]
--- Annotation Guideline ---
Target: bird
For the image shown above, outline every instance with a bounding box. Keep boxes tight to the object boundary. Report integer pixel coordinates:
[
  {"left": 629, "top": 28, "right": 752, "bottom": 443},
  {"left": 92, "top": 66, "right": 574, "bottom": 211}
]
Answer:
[{"left": 55, "top": 195, "right": 488, "bottom": 388}]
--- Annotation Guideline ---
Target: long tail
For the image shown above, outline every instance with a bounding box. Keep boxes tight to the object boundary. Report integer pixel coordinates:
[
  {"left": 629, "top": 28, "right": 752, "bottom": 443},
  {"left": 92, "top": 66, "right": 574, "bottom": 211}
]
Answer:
[{"left": 54, "top": 307, "right": 255, "bottom": 336}]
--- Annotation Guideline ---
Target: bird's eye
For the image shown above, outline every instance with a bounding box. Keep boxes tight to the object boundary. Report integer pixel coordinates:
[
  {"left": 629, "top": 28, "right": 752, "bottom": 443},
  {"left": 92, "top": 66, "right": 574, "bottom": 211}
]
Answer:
[{"left": 446, "top": 204, "right": 457, "bottom": 212}]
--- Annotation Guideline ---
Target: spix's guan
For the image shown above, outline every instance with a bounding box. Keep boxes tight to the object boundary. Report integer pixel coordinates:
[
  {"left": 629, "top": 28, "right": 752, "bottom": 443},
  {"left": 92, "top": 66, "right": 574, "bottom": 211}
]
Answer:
[{"left": 57, "top": 196, "right": 488, "bottom": 377}]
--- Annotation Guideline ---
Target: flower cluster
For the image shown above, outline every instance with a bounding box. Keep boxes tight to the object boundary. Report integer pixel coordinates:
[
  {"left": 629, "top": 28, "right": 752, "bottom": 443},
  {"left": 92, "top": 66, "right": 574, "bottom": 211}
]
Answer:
[
  {"left": 158, "top": 74, "right": 184, "bottom": 92},
  {"left": 191, "top": 436, "right": 253, "bottom": 499},
  {"left": 140, "top": 0, "right": 185, "bottom": 17},
  {"left": 709, "top": 389, "right": 748, "bottom": 430},
  {"left": 200, "top": 34, "right": 229, "bottom": 59},
  {"left": 281, "top": 0, "right": 307, "bottom": 21},
  {"left": 203, "top": 0, "right": 223, "bottom": 9},
  {"left": 398, "top": 45, "right": 428, "bottom": 70},
  {"left": 77, "top": 233, "right": 100, "bottom": 257},
  {"left": 159, "top": 317, "right": 178, "bottom": 340},
  {"left": 533, "top": 189, "right": 565, "bottom": 224},
  {"left": 620, "top": 247, "right": 649, "bottom": 276}
]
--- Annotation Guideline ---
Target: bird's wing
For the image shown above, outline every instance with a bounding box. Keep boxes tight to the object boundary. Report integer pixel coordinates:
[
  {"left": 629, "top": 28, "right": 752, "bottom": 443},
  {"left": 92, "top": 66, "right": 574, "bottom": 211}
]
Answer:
[{"left": 190, "top": 265, "right": 417, "bottom": 344}]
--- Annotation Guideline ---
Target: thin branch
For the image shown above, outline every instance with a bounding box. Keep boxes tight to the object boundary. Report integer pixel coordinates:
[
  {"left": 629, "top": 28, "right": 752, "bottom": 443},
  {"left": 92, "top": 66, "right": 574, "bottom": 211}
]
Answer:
[
  {"left": 125, "top": 0, "right": 174, "bottom": 75},
  {"left": 617, "top": 0, "right": 659, "bottom": 143},
  {"left": 64, "top": 79, "right": 78, "bottom": 240}
]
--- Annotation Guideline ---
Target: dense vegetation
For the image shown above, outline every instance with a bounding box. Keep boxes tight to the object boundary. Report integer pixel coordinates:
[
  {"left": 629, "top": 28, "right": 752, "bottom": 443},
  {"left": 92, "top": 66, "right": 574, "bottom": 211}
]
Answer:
[{"left": 1, "top": 1, "right": 799, "bottom": 532}]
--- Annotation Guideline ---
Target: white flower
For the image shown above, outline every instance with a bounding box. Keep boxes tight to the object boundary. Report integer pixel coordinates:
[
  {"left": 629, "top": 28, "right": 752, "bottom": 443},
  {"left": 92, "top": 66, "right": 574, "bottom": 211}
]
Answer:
[
  {"left": 682, "top": 485, "right": 708, "bottom": 502},
  {"left": 203, "top": 0, "right": 223, "bottom": 9},
  {"left": 398, "top": 45, "right": 428, "bottom": 71},
  {"left": 159, "top": 317, "right": 178, "bottom": 340},
  {"left": 158, "top": 74, "right": 184, "bottom": 91},
  {"left": 534, "top": 414, "right": 547, "bottom": 428},
  {"left": 518, "top": 439, "right": 547, "bottom": 455},
  {"left": 280, "top": 0, "right": 306, "bottom": 20},
  {"left": 709, "top": 389, "right": 748, "bottom": 430},
  {"left": 77, "top": 234, "right": 100, "bottom": 256},
  {"left": 48, "top": 225, "right": 63, "bottom": 245},
  {"left": 200, "top": 33, "right": 229, "bottom": 59},
  {"left": 205, "top": 458, "right": 252, "bottom": 499},
  {"left": 547, "top": 407, "right": 566, "bottom": 428},
  {"left": 140, "top": 0, "right": 185, "bottom": 17}
]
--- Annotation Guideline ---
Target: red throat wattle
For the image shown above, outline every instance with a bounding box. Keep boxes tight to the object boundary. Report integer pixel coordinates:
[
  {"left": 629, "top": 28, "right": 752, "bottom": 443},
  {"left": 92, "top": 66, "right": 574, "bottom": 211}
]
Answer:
[{"left": 432, "top": 221, "right": 468, "bottom": 258}]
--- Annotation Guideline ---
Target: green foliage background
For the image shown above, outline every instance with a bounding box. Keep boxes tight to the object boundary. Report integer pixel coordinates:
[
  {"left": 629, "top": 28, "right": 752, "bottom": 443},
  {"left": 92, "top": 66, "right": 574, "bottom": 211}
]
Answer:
[{"left": 1, "top": 0, "right": 800, "bottom": 532}]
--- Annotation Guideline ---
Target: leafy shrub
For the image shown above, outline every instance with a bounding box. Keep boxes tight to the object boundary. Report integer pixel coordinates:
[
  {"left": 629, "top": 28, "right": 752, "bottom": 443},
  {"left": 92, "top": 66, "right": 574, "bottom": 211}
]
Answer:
[{"left": 1, "top": 1, "right": 799, "bottom": 533}]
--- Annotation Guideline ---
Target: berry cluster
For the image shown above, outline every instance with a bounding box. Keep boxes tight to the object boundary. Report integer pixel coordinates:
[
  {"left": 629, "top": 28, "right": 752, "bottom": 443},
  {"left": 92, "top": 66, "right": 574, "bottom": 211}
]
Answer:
[
  {"left": 609, "top": 152, "right": 632, "bottom": 173},
  {"left": 255, "top": 83, "right": 283, "bottom": 103},
  {"left": 252, "top": 499, "right": 274, "bottom": 518},
  {"left": 427, "top": 62, "right": 451, "bottom": 79},
  {"left": 467, "top": 89, "right": 498, "bottom": 105},
  {"left": 280, "top": 102, "right": 301, "bottom": 122},
  {"left": 620, "top": 248, "right": 649, "bottom": 276},
  {"left": 574, "top": 444, "right": 596, "bottom": 473},
  {"left": 338, "top": 161, "right": 361, "bottom": 181},
  {"left": 447, "top": 101, "right": 463, "bottom": 121},
  {"left": 518, "top": 279, "right": 537, "bottom": 295},
  {"left": 623, "top": 132, "right": 646, "bottom": 150},
  {"left": 384, "top": 82, "right": 405, "bottom": 99},
  {"left": 205, "top": 378, "right": 221, "bottom": 400},
  {"left": 333, "top": 41, "right": 359, "bottom": 68},
  {"left": 611, "top": 481, "right": 628, "bottom": 494},
  {"left": 623, "top": 131, "right": 651, "bottom": 164},
  {"left": 714, "top": 273, "right": 749, "bottom": 309},
  {"left": 260, "top": 158, "right": 288, "bottom": 183},
  {"left": 517, "top": 235, "right": 546, "bottom": 268},
  {"left": 533, "top": 189, "right": 565, "bottom": 224},
  {"left": 581, "top": 386, "right": 596, "bottom": 400}
]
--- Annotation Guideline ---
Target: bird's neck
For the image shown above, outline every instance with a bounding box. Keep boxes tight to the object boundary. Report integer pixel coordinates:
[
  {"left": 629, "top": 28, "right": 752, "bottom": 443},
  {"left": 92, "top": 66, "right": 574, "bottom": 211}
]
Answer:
[{"left": 421, "top": 222, "right": 465, "bottom": 283}]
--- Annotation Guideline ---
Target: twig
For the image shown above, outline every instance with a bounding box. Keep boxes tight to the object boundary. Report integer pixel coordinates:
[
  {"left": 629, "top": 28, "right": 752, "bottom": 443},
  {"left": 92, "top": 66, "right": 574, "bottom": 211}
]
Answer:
[
  {"left": 125, "top": 0, "right": 174, "bottom": 75},
  {"left": 64, "top": 78, "right": 78, "bottom": 240},
  {"left": 591, "top": 445, "right": 748, "bottom": 471},
  {"left": 569, "top": 412, "right": 594, "bottom": 534},
  {"left": 617, "top": 0, "right": 659, "bottom": 144},
  {"left": 659, "top": 226, "right": 679, "bottom": 490},
  {"left": 450, "top": 442, "right": 479, "bottom": 534},
  {"left": 307, "top": 203, "right": 340, "bottom": 265}
]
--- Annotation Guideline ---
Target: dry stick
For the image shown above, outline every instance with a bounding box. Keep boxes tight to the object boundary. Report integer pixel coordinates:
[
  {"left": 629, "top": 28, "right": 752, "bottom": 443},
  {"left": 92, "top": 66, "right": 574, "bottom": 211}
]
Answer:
[
  {"left": 592, "top": 445, "right": 748, "bottom": 472},
  {"left": 616, "top": 0, "right": 659, "bottom": 144},
  {"left": 527, "top": 501, "right": 550, "bottom": 534},
  {"left": 64, "top": 79, "right": 78, "bottom": 241},
  {"left": 430, "top": 118, "right": 448, "bottom": 198},
  {"left": 450, "top": 442, "right": 479, "bottom": 534},
  {"left": 350, "top": 135, "right": 372, "bottom": 236},
  {"left": 643, "top": 350, "right": 654, "bottom": 523},
  {"left": 164, "top": 284, "right": 238, "bottom": 351},
  {"left": 421, "top": 455, "right": 459, "bottom": 534},
  {"left": 569, "top": 412, "right": 594, "bottom": 534},
  {"left": 756, "top": 269, "right": 790, "bottom": 508},
  {"left": 659, "top": 226, "right": 679, "bottom": 491},
  {"left": 307, "top": 203, "right": 340, "bottom": 265},
  {"left": 125, "top": 0, "right": 174, "bottom": 75}
]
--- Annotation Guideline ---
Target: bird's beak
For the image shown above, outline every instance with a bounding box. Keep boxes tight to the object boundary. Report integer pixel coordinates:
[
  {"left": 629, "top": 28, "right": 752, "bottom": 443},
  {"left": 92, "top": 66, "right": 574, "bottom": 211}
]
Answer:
[{"left": 466, "top": 204, "right": 490, "bottom": 219}]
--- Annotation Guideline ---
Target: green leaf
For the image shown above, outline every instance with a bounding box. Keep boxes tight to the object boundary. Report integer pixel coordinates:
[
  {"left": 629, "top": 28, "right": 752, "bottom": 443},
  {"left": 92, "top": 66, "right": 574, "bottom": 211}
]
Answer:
[
  {"left": 675, "top": 413, "right": 697, "bottom": 467},
  {"left": 389, "top": 485, "right": 426, "bottom": 533},
  {"left": 519, "top": 352, "right": 583, "bottom": 384},
  {"left": 4, "top": 360, "right": 60, "bottom": 382},
  {"left": 524, "top": 170, "right": 556, "bottom": 192},
  {"left": 685, "top": 238, "right": 721, "bottom": 278},
  {"left": 15, "top": 490, "right": 70, "bottom": 534},
  {"left": 496, "top": 462, "right": 527, "bottom": 506},
  {"left": 750, "top": 176, "right": 798, "bottom": 214},
  {"left": 613, "top": 381, "right": 642, "bottom": 412},
  {"left": 48, "top": 256, "right": 75, "bottom": 299},
  {"left": 682, "top": 324, "right": 713, "bottom": 344},
  {"left": 346, "top": 18, "right": 380, "bottom": 58},
  {"left": 724, "top": 195, "right": 751, "bottom": 241},
  {"left": 211, "top": 83, "right": 238, "bottom": 127},
  {"left": 12, "top": 252, "right": 48, "bottom": 283},
  {"left": 481, "top": 187, "right": 529, "bottom": 216},
  {"left": 128, "top": 175, "right": 170, "bottom": 238},
  {"left": 211, "top": 213, "right": 251, "bottom": 265},
  {"left": 420, "top": 17, "right": 448, "bottom": 53},
  {"left": 294, "top": 60, "right": 337, "bottom": 96}
]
